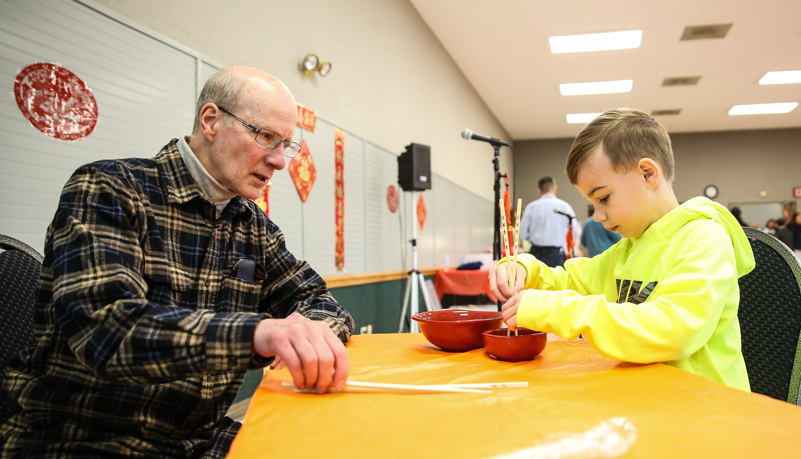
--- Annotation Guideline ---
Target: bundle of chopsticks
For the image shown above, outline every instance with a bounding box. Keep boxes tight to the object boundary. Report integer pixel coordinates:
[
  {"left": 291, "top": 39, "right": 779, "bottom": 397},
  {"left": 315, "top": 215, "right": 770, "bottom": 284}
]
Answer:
[
  {"left": 282, "top": 380, "right": 529, "bottom": 394},
  {"left": 499, "top": 198, "right": 522, "bottom": 336},
  {"left": 499, "top": 198, "right": 522, "bottom": 289}
]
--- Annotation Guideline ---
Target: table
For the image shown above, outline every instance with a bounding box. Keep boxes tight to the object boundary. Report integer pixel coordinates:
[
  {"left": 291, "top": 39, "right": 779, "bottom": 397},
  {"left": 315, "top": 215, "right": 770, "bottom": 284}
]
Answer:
[
  {"left": 434, "top": 268, "right": 497, "bottom": 303},
  {"left": 227, "top": 333, "right": 801, "bottom": 458}
]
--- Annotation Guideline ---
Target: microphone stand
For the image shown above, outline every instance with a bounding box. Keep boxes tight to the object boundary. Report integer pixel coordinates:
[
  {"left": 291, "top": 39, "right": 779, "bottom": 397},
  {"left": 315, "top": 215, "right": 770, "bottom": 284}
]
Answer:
[{"left": 492, "top": 143, "right": 503, "bottom": 312}]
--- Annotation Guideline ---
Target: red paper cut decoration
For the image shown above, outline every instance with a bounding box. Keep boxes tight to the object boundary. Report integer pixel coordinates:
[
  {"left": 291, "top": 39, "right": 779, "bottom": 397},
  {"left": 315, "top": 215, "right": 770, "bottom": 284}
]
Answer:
[
  {"left": 334, "top": 128, "right": 345, "bottom": 271},
  {"left": 288, "top": 140, "right": 316, "bottom": 203},
  {"left": 417, "top": 194, "right": 427, "bottom": 230},
  {"left": 253, "top": 181, "right": 271, "bottom": 217},
  {"left": 297, "top": 104, "right": 317, "bottom": 132},
  {"left": 386, "top": 185, "right": 399, "bottom": 213},
  {"left": 14, "top": 63, "right": 98, "bottom": 141}
]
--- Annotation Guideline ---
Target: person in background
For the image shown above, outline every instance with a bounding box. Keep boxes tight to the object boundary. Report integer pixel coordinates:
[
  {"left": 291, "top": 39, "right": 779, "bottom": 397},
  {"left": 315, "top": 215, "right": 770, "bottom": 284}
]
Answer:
[
  {"left": 775, "top": 218, "right": 795, "bottom": 249},
  {"left": 580, "top": 204, "right": 622, "bottom": 257},
  {"left": 730, "top": 206, "right": 748, "bottom": 227},
  {"left": 762, "top": 218, "right": 778, "bottom": 236},
  {"left": 519, "top": 176, "right": 580, "bottom": 267},
  {"left": 788, "top": 212, "right": 801, "bottom": 258},
  {"left": 1, "top": 66, "right": 354, "bottom": 457},
  {"left": 489, "top": 108, "right": 754, "bottom": 390}
]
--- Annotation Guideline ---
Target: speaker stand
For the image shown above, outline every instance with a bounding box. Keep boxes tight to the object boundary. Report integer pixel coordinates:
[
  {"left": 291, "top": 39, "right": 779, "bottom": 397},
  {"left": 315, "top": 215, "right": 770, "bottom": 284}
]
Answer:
[{"left": 398, "top": 190, "right": 433, "bottom": 333}]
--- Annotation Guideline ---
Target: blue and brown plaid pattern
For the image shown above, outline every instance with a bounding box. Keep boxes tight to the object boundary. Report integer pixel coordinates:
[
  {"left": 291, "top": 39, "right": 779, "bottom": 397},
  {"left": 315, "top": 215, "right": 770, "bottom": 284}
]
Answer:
[{"left": 1, "top": 139, "right": 353, "bottom": 457}]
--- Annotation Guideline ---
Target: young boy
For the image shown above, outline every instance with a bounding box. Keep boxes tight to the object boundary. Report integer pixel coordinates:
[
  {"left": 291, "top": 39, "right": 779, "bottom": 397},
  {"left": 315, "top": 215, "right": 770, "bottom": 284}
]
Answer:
[{"left": 489, "top": 108, "right": 755, "bottom": 390}]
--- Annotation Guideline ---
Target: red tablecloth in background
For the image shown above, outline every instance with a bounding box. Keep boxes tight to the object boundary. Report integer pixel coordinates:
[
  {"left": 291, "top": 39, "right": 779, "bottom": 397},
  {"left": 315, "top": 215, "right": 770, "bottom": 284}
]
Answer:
[{"left": 433, "top": 268, "right": 497, "bottom": 303}]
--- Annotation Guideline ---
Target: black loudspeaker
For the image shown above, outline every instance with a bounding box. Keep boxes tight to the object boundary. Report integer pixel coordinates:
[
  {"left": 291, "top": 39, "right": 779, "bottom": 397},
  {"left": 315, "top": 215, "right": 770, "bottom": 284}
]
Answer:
[{"left": 398, "top": 143, "right": 431, "bottom": 191}]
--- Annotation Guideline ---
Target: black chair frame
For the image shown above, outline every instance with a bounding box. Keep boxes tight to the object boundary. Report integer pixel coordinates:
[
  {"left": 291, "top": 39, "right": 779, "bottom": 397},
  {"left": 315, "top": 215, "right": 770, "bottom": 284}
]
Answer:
[{"left": 738, "top": 227, "right": 801, "bottom": 406}]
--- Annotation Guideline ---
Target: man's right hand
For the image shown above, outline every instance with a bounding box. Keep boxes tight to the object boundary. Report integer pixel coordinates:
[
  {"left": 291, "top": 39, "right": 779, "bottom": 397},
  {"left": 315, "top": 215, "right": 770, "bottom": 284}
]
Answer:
[{"left": 252, "top": 313, "right": 349, "bottom": 394}]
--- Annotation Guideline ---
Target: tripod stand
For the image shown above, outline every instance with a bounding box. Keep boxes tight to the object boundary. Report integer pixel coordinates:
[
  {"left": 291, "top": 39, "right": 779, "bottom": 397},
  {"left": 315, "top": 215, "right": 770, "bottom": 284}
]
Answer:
[{"left": 398, "top": 190, "right": 433, "bottom": 333}]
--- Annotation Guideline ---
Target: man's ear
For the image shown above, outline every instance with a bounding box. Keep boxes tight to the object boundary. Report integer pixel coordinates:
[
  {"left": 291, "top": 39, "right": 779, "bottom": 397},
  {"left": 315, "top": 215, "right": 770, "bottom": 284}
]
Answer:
[
  {"left": 638, "top": 158, "right": 660, "bottom": 189},
  {"left": 199, "top": 103, "right": 221, "bottom": 143}
]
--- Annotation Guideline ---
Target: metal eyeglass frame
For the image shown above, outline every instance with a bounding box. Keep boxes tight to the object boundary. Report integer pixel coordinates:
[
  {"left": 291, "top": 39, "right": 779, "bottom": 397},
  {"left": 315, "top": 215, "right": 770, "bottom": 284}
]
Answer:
[{"left": 217, "top": 106, "right": 301, "bottom": 158}]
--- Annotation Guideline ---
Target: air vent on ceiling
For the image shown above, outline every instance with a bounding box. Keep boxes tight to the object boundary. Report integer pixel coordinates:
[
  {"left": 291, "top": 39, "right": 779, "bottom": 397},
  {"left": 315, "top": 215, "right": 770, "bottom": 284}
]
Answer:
[
  {"left": 662, "top": 76, "right": 701, "bottom": 86},
  {"left": 680, "top": 23, "right": 732, "bottom": 40},
  {"left": 652, "top": 109, "right": 682, "bottom": 116}
]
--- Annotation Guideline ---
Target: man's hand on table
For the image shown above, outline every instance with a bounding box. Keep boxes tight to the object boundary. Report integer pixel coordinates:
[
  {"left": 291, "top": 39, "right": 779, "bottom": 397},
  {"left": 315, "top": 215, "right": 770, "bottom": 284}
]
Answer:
[{"left": 252, "top": 312, "right": 349, "bottom": 394}]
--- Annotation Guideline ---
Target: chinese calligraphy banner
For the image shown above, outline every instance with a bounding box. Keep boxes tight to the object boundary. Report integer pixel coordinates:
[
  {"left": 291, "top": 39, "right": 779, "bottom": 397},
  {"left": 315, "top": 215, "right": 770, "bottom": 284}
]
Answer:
[{"left": 334, "top": 127, "right": 345, "bottom": 271}]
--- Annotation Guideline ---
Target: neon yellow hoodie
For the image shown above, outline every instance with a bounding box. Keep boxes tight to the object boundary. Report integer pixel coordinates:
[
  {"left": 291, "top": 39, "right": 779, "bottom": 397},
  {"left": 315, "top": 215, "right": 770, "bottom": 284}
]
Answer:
[{"left": 512, "top": 197, "right": 755, "bottom": 390}]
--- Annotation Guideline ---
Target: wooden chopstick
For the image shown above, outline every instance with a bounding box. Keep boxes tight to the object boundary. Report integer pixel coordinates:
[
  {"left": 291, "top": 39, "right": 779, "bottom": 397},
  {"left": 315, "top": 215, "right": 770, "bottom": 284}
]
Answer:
[
  {"left": 512, "top": 198, "right": 522, "bottom": 286},
  {"left": 499, "top": 199, "right": 513, "bottom": 288},
  {"left": 281, "top": 381, "right": 529, "bottom": 394},
  {"left": 439, "top": 381, "right": 529, "bottom": 389},
  {"left": 282, "top": 381, "right": 491, "bottom": 394}
]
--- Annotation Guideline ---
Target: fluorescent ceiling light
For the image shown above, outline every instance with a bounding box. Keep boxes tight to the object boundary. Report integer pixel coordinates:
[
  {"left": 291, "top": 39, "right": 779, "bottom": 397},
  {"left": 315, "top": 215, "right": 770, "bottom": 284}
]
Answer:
[
  {"left": 728, "top": 102, "right": 798, "bottom": 115},
  {"left": 759, "top": 70, "right": 801, "bottom": 85},
  {"left": 560, "top": 80, "right": 633, "bottom": 96},
  {"left": 549, "top": 30, "right": 642, "bottom": 54},
  {"left": 566, "top": 113, "right": 602, "bottom": 124}
]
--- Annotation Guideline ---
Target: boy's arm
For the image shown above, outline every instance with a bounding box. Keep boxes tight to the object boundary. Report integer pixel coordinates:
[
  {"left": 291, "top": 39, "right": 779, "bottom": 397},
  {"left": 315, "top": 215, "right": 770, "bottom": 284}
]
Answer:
[
  {"left": 515, "top": 222, "right": 739, "bottom": 363},
  {"left": 490, "top": 252, "right": 585, "bottom": 303}
]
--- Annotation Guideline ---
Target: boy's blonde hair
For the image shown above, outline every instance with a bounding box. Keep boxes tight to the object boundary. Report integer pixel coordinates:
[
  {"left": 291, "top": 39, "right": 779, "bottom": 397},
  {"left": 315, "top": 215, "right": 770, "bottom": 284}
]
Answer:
[{"left": 565, "top": 108, "right": 675, "bottom": 185}]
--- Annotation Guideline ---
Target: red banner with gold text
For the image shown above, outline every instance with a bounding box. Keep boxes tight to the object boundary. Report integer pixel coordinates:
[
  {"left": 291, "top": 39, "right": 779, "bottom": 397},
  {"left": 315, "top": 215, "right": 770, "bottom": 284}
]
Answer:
[
  {"left": 334, "top": 128, "right": 345, "bottom": 271},
  {"left": 288, "top": 140, "right": 316, "bottom": 203},
  {"left": 297, "top": 104, "right": 316, "bottom": 132}
]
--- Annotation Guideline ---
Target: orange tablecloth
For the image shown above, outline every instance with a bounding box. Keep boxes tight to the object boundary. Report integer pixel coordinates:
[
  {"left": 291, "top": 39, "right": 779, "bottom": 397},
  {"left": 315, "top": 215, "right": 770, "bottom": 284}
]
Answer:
[
  {"left": 434, "top": 268, "right": 497, "bottom": 302},
  {"left": 228, "top": 333, "right": 801, "bottom": 458}
]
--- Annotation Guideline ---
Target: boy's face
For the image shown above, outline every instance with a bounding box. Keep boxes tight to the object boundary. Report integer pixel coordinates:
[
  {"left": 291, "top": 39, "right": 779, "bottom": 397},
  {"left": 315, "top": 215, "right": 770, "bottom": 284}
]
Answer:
[{"left": 575, "top": 146, "right": 655, "bottom": 239}]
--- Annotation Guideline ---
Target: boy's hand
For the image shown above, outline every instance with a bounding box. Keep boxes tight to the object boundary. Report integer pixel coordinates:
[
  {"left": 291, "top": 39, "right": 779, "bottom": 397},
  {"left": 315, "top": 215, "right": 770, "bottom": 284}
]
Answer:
[
  {"left": 501, "top": 292, "right": 523, "bottom": 331},
  {"left": 488, "top": 261, "right": 527, "bottom": 303}
]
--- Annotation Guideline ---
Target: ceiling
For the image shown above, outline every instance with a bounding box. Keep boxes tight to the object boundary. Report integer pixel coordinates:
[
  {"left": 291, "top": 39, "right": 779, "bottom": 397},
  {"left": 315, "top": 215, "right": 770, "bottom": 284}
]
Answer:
[{"left": 409, "top": 0, "right": 801, "bottom": 140}]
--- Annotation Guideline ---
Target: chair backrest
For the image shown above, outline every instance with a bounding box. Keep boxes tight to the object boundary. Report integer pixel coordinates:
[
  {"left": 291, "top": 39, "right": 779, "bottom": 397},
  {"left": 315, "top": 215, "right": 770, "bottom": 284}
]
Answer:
[
  {"left": 737, "top": 227, "right": 801, "bottom": 406},
  {"left": 0, "top": 234, "right": 43, "bottom": 424}
]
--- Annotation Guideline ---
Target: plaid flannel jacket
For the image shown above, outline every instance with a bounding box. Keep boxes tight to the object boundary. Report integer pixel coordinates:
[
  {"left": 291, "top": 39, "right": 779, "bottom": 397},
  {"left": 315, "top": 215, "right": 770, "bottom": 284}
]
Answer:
[{"left": 1, "top": 139, "right": 353, "bottom": 456}]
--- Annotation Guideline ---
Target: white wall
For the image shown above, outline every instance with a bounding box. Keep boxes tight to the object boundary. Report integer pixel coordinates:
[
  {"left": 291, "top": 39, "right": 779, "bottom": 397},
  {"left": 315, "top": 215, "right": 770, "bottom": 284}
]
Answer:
[
  {"left": 1, "top": 0, "right": 504, "bottom": 272},
  {"left": 89, "top": 0, "right": 514, "bottom": 202}
]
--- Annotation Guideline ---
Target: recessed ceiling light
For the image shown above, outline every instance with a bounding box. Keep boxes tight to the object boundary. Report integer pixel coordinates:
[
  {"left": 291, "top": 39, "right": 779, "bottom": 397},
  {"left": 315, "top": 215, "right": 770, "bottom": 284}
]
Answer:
[
  {"left": 549, "top": 30, "right": 642, "bottom": 54},
  {"left": 566, "top": 113, "right": 602, "bottom": 124},
  {"left": 560, "top": 80, "right": 633, "bottom": 96},
  {"left": 728, "top": 102, "right": 798, "bottom": 115},
  {"left": 759, "top": 71, "right": 801, "bottom": 85}
]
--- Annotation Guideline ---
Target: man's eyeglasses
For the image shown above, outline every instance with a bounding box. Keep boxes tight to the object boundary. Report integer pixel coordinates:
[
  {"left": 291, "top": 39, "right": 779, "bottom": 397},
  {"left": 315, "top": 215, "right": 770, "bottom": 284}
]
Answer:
[{"left": 217, "top": 106, "right": 301, "bottom": 158}]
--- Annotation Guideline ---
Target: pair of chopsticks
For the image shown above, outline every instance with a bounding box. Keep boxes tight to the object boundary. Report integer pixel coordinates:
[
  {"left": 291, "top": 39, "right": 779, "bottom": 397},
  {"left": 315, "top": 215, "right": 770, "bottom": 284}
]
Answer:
[
  {"left": 499, "top": 198, "right": 522, "bottom": 336},
  {"left": 282, "top": 380, "right": 529, "bottom": 394},
  {"left": 499, "top": 198, "right": 522, "bottom": 288}
]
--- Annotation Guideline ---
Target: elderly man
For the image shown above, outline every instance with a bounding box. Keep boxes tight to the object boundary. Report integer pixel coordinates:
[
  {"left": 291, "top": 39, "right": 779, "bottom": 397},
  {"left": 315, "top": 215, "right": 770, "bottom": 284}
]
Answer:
[{"left": 1, "top": 66, "right": 353, "bottom": 457}]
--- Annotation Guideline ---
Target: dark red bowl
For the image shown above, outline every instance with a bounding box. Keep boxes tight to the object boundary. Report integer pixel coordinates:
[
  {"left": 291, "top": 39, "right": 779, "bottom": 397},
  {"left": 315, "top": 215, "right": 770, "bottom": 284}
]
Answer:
[
  {"left": 482, "top": 328, "right": 547, "bottom": 362},
  {"left": 412, "top": 309, "right": 504, "bottom": 352}
]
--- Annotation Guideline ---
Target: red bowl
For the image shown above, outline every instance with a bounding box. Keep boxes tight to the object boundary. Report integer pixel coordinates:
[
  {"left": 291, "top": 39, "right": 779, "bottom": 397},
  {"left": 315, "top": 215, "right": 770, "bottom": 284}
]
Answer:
[
  {"left": 412, "top": 309, "right": 504, "bottom": 352},
  {"left": 482, "top": 328, "right": 547, "bottom": 362}
]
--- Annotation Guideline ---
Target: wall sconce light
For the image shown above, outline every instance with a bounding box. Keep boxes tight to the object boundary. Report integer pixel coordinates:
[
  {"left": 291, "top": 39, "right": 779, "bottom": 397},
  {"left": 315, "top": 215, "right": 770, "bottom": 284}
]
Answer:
[{"left": 301, "top": 53, "right": 332, "bottom": 77}]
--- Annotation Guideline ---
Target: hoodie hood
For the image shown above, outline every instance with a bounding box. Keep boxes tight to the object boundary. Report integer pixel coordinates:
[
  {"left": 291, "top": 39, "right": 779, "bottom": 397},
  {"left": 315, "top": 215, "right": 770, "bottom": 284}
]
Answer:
[{"left": 651, "top": 196, "right": 755, "bottom": 277}]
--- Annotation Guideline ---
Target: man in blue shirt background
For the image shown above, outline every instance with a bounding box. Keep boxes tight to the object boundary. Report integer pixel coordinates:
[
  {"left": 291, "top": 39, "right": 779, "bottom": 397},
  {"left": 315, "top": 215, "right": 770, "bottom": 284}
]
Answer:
[{"left": 520, "top": 176, "right": 580, "bottom": 267}]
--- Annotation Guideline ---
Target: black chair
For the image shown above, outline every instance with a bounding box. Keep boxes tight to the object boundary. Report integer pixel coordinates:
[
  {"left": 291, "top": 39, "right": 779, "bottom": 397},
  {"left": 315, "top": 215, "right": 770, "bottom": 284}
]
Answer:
[
  {"left": 738, "top": 227, "right": 801, "bottom": 405},
  {"left": 0, "top": 235, "right": 43, "bottom": 424}
]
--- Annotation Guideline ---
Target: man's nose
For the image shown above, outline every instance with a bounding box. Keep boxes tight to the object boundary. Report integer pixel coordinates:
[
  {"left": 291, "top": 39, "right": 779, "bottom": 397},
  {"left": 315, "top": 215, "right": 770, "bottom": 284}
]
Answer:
[{"left": 266, "top": 147, "right": 287, "bottom": 170}]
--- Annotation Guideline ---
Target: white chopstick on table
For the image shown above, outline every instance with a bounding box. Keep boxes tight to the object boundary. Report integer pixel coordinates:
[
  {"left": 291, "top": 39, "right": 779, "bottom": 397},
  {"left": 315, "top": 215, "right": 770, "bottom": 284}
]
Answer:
[{"left": 281, "top": 380, "right": 528, "bottom": 394}]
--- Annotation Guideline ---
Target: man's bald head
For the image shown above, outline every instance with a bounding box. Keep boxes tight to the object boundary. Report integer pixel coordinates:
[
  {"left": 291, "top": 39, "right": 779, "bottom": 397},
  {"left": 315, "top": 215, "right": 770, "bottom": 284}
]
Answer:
[{"left": 191, "top": 66, "right": 296, "bottom": 135}]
